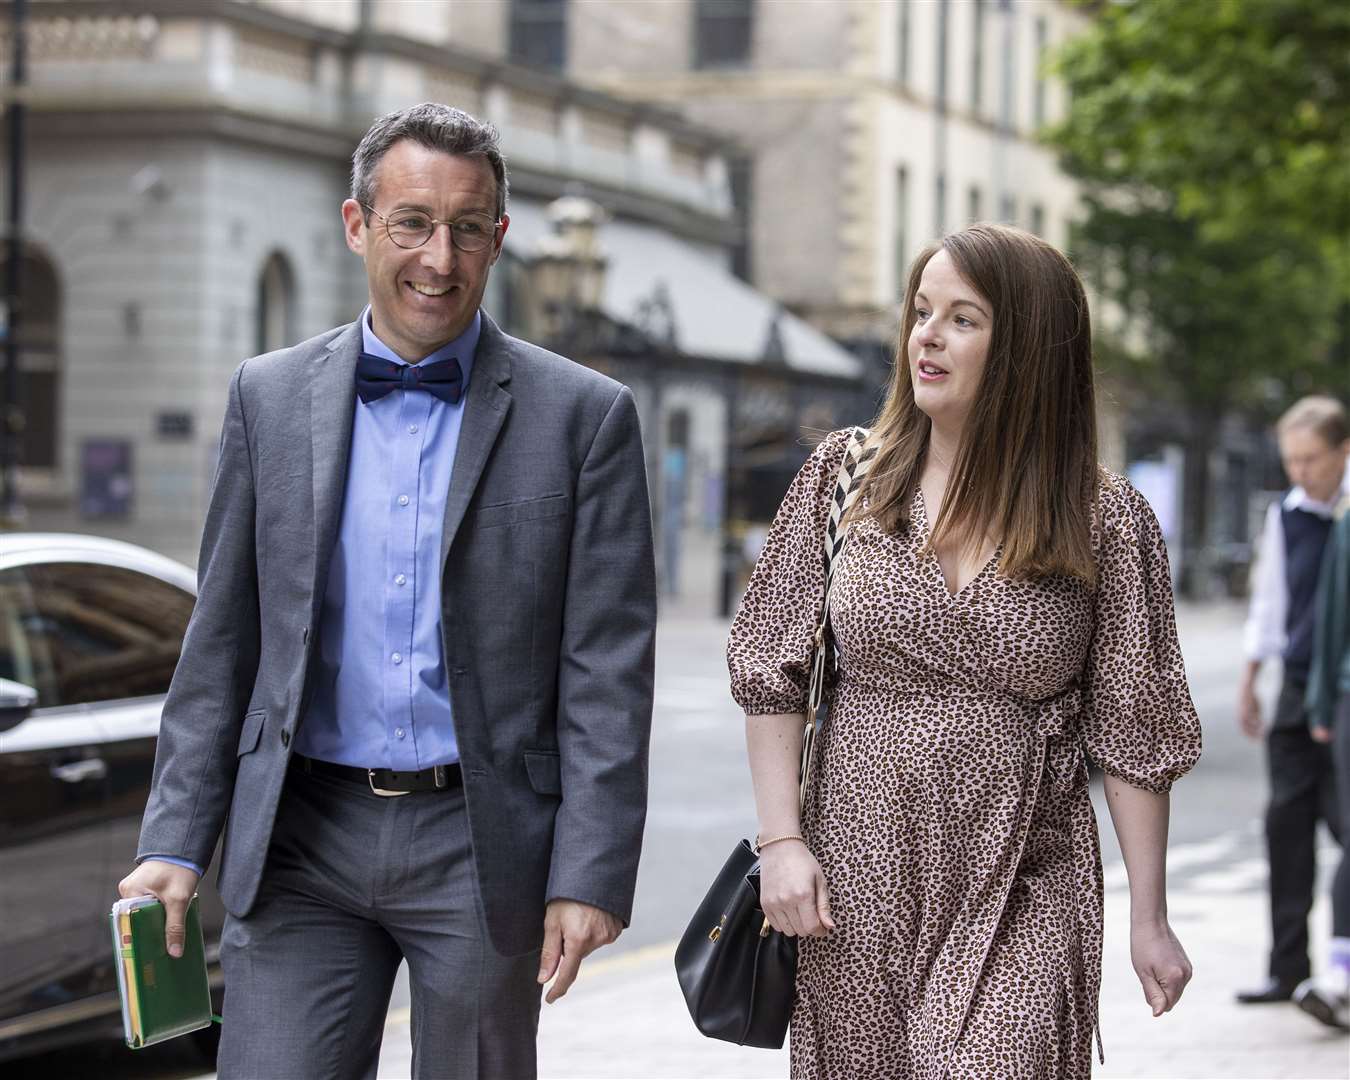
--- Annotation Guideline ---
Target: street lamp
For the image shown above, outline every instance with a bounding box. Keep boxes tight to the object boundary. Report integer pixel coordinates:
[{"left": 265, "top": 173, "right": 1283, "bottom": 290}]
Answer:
[{"left": 529, "top": 196, "right": 609, "bottom": 346}]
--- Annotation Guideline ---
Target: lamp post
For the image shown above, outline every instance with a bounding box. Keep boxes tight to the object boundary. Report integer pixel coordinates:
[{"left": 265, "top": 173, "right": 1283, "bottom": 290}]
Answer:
[
  {"left": 1, "top": 0, "right": 26, "bottom": 525},
  {"left": 529, "top": 196, "right": 608, "bottom": 350}
]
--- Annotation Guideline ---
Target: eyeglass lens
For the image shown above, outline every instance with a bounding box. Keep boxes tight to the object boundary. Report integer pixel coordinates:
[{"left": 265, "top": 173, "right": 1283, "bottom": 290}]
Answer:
[{"left": 385, "top": 212, "right": 497, "bottom": 252}]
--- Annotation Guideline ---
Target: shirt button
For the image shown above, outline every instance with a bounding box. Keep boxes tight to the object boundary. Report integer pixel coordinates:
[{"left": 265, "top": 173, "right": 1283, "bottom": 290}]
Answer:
[
  {"left": 394, "top": 574, "right": 407, "bottom": 586},
  {"left": 392, "top": 652, "right": 403, "bottom": 665},
  {"left": 408, "top": 424, "right": 419, "bottom": 434},
  {"left": 397, "top": 494, "right": 410, "bottom": 506},
  {"left": 395, "top": 727, "right": 406, "bottom": 739}
]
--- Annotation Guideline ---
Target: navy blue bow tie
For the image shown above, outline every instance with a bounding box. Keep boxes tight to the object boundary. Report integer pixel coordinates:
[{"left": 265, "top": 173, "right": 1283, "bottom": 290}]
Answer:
[{"left": 355, "top": 352, "right": 464, "bottom": 405}]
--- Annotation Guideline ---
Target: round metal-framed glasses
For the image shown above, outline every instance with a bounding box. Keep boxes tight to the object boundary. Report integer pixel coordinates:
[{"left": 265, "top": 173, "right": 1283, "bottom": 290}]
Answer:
[{"left": 362, "top": 204, "right": 501, "bottom": 253}]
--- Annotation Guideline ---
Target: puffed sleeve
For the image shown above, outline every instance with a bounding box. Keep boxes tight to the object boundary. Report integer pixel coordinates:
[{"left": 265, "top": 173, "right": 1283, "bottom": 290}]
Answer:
[
  {"left": 727, "top": 429, "right": 851, "bottom": 716},
  {"left": 1080, "top": 472, "right": 1202, "bottom": 792}
]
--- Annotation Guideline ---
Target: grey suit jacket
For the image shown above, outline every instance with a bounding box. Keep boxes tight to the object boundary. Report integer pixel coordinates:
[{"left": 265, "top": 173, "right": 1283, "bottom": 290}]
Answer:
[{"left": 138, "top": 313, "right": 657, "bottom": 957}]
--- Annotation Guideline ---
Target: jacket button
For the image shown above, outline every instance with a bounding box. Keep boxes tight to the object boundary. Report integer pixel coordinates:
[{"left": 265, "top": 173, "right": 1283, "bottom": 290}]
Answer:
[{"left": 281, "top": 729, "right": 290, "bottom": 747}]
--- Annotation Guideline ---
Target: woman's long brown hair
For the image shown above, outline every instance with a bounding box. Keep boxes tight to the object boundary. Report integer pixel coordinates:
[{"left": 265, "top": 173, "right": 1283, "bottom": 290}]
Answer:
[{"left": 858, "top": 223, "right": 1099, "bottom": 585}]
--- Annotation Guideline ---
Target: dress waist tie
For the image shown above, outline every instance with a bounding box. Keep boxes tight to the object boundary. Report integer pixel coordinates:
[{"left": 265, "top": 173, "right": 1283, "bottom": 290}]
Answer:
[{"left": 1033, "top": 685, "right": 1106, "bottom": 1066}]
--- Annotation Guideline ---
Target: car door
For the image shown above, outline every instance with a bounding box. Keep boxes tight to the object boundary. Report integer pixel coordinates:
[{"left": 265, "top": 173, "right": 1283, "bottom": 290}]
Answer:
[
  {"left": 0, "top": 565, "right": 112, "bottom": 1025},
  {"left": 4, "top": 559, "right": 226, "bottom": 1000}
]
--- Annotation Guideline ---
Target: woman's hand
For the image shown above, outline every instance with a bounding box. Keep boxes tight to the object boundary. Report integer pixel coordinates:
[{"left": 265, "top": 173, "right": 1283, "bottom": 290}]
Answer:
[
  {"left": 758, "top": 840, "right": 835, "bottom": 938},
  {"left": 1130, "top": 918, "right": 1192, "bottom": 1016}
]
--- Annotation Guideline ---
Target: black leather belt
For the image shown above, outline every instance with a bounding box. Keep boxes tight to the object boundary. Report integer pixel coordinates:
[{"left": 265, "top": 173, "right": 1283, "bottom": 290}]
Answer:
[{"left": 292, "top": 754, "right": 462, "bottom": 796}]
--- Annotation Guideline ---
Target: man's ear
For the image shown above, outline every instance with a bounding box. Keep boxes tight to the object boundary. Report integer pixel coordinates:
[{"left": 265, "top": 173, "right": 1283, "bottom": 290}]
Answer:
[
  {"left": 489, "top": 213, "right": 511, "bottom": 265},
  {"left": 341, "top": 199, "right": 367, "bottom": 256}
]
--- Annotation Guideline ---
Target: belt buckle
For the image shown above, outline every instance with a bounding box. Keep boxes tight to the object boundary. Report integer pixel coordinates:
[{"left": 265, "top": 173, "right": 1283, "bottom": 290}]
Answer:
[{"left": 368, "top": 769, "right": 411, "bottom": 797}]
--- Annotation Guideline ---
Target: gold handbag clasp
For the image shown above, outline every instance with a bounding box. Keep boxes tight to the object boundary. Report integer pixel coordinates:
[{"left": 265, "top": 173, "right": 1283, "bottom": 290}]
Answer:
[{"left": 709, "top": 914, "right": 727, "bottom": 942}]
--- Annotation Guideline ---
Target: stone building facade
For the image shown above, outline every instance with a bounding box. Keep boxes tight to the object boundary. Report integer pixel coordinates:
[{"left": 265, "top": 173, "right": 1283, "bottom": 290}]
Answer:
[
  {"left": 7, "top": 0, "right": 868, "bottom": 615},
  {"left": 372, "top": 0, "right": 1092, "bottom": 347}
]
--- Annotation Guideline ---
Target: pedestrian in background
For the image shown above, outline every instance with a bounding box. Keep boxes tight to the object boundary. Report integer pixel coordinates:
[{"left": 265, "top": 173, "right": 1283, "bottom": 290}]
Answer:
[
  {"left": 728, "top": 223, "right": 1199, "bottom": 1078},
  {"left": 1297, "top": 479, "right": 1350, "bottom": 1030},
  {"left": 116, "top": 103, "right": 657, "bottom": 1079},
  {"left": 1236, "top": 396, "right": 1349, "bottom": 1006}
]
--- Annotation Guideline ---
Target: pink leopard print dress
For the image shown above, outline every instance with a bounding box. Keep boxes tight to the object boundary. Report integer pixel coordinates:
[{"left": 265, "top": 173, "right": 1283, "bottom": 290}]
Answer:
[{"left": 727, "top": 430, "right": 1201, "bottom": 1080}]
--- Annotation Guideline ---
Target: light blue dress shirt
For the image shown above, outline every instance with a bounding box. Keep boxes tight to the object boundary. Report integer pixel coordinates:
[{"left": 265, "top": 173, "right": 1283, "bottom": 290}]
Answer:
[
  {"left": 295, "top": 307, "right": 478, "bottom": 771},
  {"left": 146, "top": 309, "right": 479, "bottom": 876}
]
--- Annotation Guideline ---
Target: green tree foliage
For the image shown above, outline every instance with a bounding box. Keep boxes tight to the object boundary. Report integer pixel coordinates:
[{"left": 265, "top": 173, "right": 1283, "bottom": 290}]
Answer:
[
  {"left": 1045, "top": 0, "right": 1349, "bottom": 590},
  {"left": 1052, "top": 0, "right": 1349, "bottom": 288}
]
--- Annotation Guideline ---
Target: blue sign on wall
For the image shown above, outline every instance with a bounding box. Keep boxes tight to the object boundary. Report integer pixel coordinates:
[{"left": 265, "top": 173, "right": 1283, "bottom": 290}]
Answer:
[{"left": 81, "top": 439, "right": 133, "bottom": 518}]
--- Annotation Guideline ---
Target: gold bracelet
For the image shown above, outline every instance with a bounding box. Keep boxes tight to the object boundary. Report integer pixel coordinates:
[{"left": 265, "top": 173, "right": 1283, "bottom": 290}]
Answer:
[{"left": 755, "top": 832, "right": 806, "bottom": 853}]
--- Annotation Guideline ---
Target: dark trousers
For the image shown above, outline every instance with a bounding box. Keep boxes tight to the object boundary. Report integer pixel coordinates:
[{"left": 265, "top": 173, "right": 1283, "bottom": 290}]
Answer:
[
  {"left": 1265, "top": 678, "right": 1343, "bottom": 982},
  {"left": 216, "top": 765, "right": 542, "bottom": 1080}
]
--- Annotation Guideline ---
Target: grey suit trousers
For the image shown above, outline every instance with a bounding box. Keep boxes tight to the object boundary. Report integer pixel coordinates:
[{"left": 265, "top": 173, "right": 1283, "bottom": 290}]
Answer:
[{"left": 217, "top": 764, "right": 542, "bottom": 1080}]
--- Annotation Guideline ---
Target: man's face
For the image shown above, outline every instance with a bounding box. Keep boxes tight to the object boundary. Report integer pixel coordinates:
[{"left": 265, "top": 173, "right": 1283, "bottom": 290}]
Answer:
[
  {"left": 1278, "top": 426, "right": 1349, "bottom": 504},
  {"left": 341, "top": 140, "right": 509, "bottom": 362}
]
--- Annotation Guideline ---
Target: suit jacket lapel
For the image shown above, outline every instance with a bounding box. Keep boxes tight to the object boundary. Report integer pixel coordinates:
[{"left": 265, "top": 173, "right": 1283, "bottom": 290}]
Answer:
[
  {"left": 310, "top": 322, "right": 361, "bottom": 614},
  {"left": 440, "top": 313, "right": 513, "bottom": 567}
]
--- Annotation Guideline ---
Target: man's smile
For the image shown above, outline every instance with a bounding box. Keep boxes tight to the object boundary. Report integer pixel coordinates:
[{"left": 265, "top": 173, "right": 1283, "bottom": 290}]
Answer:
[{"left": 407, "top": 281, "right": 453, "bottom": 298}]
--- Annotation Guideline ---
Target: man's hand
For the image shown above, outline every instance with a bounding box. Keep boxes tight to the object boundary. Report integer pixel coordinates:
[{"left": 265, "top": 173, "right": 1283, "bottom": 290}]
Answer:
[
  {"left": 1130, "top": 918, "right": 1193, "bottom": 1017},
  {"left": 1237, "top": 683, "right": 1264, "bottom": 741},
  {"left": 1310, "top": 725, "right": 1333, "bottom": 744},
  {"left": 117, "top": 861, "right": 201, "bottom": 959},
  {"left": 537, "top": 900, "right": 622, "bottom": 1004}
]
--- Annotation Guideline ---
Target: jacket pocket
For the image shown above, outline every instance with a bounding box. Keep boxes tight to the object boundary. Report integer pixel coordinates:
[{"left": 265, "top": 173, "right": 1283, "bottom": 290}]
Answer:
[
  {"left": 237, "top": 709, "right": 266, "bottom": 756},
  {"left": 523, "top": 749, "right": 562, "bottom": 796},
  {"left": 474, "top": 492, "right": 569, "bottom": 530}
]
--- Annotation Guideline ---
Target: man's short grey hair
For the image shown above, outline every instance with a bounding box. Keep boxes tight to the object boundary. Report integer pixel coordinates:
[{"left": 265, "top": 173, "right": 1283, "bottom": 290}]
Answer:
[
  {"left": 1278, "top": 394, "right": 1348, "bottom": 447},
  {"left": 351, "top": 102, "right": 509, "bottom": 221}
]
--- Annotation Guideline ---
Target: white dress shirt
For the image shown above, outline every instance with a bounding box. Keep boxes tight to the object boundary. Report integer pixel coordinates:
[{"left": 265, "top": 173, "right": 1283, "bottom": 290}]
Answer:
[{"left": 1243, "top": 468, "right": 1350, "bottom": 661}]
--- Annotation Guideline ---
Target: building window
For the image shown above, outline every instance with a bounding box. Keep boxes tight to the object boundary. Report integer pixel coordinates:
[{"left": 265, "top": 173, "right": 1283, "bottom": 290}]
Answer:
[
  {"left": 897, "top": 0, "right": 911, "bottom": 84},
  {"left": 1030, "top": 202, "right": 1045, "bottom": 237},
  {"left": 13, "top": 250, "right": 60, "bottom": 469},
  {"left": 970, "top": 0, "right": 985, "bottom": 113},
  {"left": 1033, "top": 16, "right": 1048, "bottom": 127},
  {"left": 510, "top": 0, "right": 567, "bottom": 70},
  {"left": 999, "top": 0, "right": 1017, "bottom": 133},
  {"left": 694, "top": 0, "right": 754, "bottom": 69},
  {"left": 999, "top": 192, "right": 1016, "bottom": 225},
  {"left": 967, "top": 184, "right": 982, "bottom": 224},
  {"left": 728, "top": 158, "right": 754, "bottom": 283},
  {"left": 895, "top": 166, "right": 910, "bottom": 290},
  {"left": 934, "top": 173, "right": 947, "bottom": 236},
  {"left": 256, "top": 252, "right": 296, "bottom": 356},
  {"left": 935, "top": 0, "right": 950, "bottom": 106}
]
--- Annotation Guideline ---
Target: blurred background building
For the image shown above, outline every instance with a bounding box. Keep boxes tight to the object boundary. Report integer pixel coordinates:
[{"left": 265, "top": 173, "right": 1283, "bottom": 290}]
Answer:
[
  {"left": 2, "top": 0, "right": 872, "bottom": 616},
  {"left": 1, "top": 0, "right": 1306, "bottom": 606}
]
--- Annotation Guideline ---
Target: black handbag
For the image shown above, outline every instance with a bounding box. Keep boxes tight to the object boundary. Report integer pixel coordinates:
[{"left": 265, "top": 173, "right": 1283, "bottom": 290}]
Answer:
[{"left": 674, "top": 428, "right": 877, "bottom": 1049}]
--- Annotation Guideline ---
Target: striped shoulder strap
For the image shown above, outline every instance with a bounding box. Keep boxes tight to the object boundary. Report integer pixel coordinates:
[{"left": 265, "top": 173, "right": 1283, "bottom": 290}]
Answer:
[
  {"left": 805, "top": 427, "right": 877, "bottom": 716},
  {"left": 799, "top": 426, "right": 878, "bottom": 808},
  {"left": 823, "top": 426, "right": 878, "bottom": 586}
]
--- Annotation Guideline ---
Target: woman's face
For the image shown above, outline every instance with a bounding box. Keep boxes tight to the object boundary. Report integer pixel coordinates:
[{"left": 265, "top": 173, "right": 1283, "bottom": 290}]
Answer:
[{"left": 908, "top": 249, "right": 993, "bottom": 431}]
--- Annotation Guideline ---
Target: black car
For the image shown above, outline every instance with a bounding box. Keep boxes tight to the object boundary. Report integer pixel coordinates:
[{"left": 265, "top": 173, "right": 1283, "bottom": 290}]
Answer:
[{"left": 0, "top": 533, "right": 224, "bottom": 1063}]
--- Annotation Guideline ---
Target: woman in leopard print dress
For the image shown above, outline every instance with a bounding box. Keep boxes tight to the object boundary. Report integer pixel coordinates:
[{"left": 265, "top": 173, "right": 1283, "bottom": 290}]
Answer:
[{"left": 728, "top": 224, "right": 1200, "bottom": 1079}]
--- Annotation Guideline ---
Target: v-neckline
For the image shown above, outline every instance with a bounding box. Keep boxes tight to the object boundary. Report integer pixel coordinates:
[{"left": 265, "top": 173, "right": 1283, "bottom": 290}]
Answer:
[{"left": 913, "top": 489, "right": 1001, "bottom": 601}]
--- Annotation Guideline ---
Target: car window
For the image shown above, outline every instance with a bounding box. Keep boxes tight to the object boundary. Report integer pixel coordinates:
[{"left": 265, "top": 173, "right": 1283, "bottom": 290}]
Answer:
[
  {"left": 0, "top": 568, "right": 54, "bottom": 700},
  {"left": 10, "top": 561, "right": 193, "bottom": 708}
]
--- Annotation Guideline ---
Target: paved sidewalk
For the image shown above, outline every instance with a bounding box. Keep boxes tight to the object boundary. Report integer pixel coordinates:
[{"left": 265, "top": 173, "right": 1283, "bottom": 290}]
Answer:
[{"left": 372, "top": 871, "right": 1348, "bottom": 1079}]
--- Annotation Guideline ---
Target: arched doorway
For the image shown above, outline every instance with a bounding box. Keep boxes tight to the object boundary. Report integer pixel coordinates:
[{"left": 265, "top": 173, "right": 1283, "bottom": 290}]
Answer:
[{"left": 255, "top": 251, "right": 296, "bottom": 355}]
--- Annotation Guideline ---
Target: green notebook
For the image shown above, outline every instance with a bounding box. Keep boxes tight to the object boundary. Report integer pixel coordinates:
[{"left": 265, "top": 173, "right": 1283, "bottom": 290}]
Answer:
[{"left": 108, "top": 894, "right": 213, "bottom": 1049}]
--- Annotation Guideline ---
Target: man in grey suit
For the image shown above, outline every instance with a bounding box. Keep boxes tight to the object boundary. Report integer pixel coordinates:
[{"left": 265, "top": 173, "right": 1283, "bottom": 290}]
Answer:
[{"left": 117, "top": 103, "right": 657, "bottom": 1079}]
